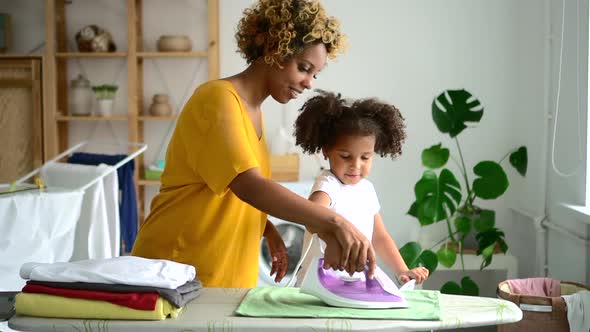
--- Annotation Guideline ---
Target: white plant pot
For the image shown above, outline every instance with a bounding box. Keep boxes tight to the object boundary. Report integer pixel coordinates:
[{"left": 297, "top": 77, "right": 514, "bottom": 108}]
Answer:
[{"left": 96, "top": 99, "right": 114, "bottom": 117}]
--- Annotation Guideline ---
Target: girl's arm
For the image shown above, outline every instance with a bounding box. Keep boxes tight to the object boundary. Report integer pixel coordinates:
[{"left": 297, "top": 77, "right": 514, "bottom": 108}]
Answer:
[
  {"left": 229, "top": 167, "right": 376, "bottom": 278},
  {"left": 372, "top": 213, "right": 429, "bottom": 284}
]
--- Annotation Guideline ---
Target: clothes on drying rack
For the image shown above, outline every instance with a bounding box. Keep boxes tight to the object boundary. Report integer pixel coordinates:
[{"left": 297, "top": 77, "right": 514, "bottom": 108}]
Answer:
[
  {"left": 40, "top": 163, "right": 120, "bottom": 260},
  {"left": 68, "top": 152, "right": 138, "bottom": 252},
  {"left": 0, "top": 188, "right": 84, "bottom": 291}
]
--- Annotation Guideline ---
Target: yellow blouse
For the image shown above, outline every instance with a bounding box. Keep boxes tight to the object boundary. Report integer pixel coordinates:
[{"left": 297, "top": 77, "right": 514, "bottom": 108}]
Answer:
[{"left": 132, "top": 80, "right": 270, "bottom": 288}]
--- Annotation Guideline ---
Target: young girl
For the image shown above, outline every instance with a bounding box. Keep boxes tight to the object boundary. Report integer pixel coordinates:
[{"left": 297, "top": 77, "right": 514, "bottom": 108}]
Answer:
[{"left": 294, "top": 90, "right": 429, "bottom": 285}]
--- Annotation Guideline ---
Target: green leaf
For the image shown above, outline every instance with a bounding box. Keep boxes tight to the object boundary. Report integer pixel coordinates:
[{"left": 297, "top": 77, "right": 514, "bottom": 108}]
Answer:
[
  {"left": 440, "top": 277, "right": 480, "bottom": 296},
  {"left": 411, "top": 169, "right": 462, "bottom": 225},
  {"left": 407, "top": 201, "right": 418, "bottom": 218},
  {"left": 422, "top": 144, "right": 449, "bottom": 169},
  {"left": 431, "top": 89, "right": 484, "bottom": 138},
  {"left": 480, "top": 243, "right": 496, "bottom": 269},
  {"left": 399, "top": 242, "right": 422, "bottom": 268},
  {"left": 475, "top": 228, "right": 506, "bottom": 252},
  {"left": 472, "top": 161, "right": 509, "bottom": 199},
  {"left": 399, "top": 243, "right": 438, "bottom": 273},
  {"left": 475, "top": 227, "right": 509, "bottom": 269},
  {"left": 509, "top": 146, "right": 528, "bottom": 176},
  {"left": 461, "top": 276, "right": 479, "bottom": 296},
  {"left": 474, "top": 209, "right": 495, "bottom": 232},
  {"left": 454, "top": 215, "right": 471, "bottom": 235},
  {"left": 440, "top": 281, "right": 462, "bottom": 295},
  {"left": 419, "top": 250, "right": 439, "bottom": 274},
  {"left": 437, "top": 246, "right": 457, "bottom": 268}
]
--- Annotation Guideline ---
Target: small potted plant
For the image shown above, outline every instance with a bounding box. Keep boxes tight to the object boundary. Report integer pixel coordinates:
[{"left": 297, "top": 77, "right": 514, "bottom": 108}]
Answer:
[{"left": 92, "top": 84, "right": 118, "bottom": 117}]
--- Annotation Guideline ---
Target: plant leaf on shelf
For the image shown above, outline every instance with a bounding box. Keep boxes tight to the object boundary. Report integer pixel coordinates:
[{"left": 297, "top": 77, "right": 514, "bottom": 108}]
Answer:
[
  {"left": 422, "top": 143, "right": 449, "bottom": 169},
  {"left": 474, "top": 209, "right": 495, "bottom": 232},
  {"left": 454, "top": 215, "right": 472, "bottom": 238},
  {"left": 432, "top": 89, "right": 484, "bottom": 138},
  {"left": 440, "top": 276, "right": 479, "bottom": 296},
  {"left": 461, "top": 276, "right": 479, "bottom": 296},
  {"left": 408, "top": 169, "right": 462, "bottom": 225},
  {"left": 475, "top": 227, "right": 509, "bottom": 269},
  {"left": 440, "top": 281, "right": 462, "bottom": 295},
  {"left": 509, "top": 146, "right": 528, "bottom": 176},
  {"left": 472, "top": 161, "right": 509, "bottom": 199},
  {"left": 399, "top": 242, "right": 438, "bottom": 274},
  {"left": 437, "top": 246, "right": 457, "bottom": 268}
]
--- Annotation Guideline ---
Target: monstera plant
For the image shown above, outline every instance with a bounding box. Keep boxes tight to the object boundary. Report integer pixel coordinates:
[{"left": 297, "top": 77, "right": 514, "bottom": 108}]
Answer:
[{"left": 400, "top": 89, "right": 527, "bottom": 296}]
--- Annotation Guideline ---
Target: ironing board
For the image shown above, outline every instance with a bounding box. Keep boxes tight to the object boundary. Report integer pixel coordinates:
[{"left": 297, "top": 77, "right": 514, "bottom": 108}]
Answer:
[{"left": 9, "top": 287, "right": 523, "bottom": 331}]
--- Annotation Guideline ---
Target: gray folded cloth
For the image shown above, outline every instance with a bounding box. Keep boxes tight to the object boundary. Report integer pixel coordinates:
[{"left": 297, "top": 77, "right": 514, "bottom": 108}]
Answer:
[{"left": 26, "top": 279, "right": 202, "bottom": 307}]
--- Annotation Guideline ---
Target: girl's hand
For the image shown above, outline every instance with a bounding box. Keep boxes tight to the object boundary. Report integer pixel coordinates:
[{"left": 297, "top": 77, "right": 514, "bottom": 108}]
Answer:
[
  {"left": 399, "top": 267, "right": 429, "bottom": 284},
  {"left": 264, "top": 223, "right": 288, "bottom": 283}
]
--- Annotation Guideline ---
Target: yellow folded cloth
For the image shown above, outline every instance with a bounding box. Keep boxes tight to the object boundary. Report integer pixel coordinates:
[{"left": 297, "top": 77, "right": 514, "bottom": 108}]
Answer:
[{"left": 16, "top": 293, "right": 182, "bottom": 320}]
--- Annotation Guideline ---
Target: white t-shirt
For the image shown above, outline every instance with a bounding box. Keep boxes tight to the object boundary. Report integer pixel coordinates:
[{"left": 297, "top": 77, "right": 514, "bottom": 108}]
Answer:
[
  {"left": 296, "top": 170, "right": 381, "bottom": 283},
  {"left": 311, "top": 169, "right": 381, "bottom": 242}
]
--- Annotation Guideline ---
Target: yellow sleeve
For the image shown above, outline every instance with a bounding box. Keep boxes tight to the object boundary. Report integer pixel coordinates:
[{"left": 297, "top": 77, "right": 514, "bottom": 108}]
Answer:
[{"left": 178, "top": 82, "right": 259, "bottom": 195}]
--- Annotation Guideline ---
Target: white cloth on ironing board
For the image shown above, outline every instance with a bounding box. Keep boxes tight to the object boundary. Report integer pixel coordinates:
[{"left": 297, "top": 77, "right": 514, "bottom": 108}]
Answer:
[
  {"left": 562, "top": 290, "right": 590, "bottom": 332},
  {"left": 41, "top": 162, "right": 120, "bottom": 260},
  {"left": 0, "top": 188, "right": 83, "bottom": 291}
]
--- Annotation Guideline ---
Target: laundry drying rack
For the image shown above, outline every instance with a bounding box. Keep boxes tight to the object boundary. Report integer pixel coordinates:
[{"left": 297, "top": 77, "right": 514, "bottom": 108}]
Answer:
[
  {"left": 0, "top": 140, "right": 147, "bottom": 194},
  {"left": 0, "top": 140, "right": 147, "bottom": 291}
]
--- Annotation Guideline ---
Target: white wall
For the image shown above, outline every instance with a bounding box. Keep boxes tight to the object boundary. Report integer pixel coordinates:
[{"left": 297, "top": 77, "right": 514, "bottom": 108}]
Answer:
[
  {"left": 3, "top": 0, "right": 588, "bottom": 284},
  {"left": 544, "top": 0, "right": 589, "bottom": 283}
]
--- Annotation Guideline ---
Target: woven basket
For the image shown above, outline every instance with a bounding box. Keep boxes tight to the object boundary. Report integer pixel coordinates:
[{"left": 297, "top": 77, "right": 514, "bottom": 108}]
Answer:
[{"left": 497, "top": 279, "right": 588, "bottom": 332}]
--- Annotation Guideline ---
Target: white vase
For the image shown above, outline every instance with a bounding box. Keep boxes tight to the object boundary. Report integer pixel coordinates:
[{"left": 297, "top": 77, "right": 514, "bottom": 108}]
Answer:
[
  {"left": 95, "top": 99, "right": 113, "bottom": 117},
  {"left": 69, "top": 74, "right": 94, "bottom": 116}
]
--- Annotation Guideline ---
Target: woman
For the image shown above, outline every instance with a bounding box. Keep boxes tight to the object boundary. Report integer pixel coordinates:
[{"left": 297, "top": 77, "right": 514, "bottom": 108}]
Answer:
[{"left": 131, "top": 0, "right": 376, "bottom": 288}]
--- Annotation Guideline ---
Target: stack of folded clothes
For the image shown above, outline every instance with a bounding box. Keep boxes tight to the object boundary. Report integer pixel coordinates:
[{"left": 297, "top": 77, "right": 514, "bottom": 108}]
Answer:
[{"left": 15, "top": 256, "right": 202, "bottom": 320}]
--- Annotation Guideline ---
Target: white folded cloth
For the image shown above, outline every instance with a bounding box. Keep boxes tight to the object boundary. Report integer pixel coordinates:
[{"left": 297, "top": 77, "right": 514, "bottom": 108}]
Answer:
[
  {"left": 20, "top": 256, "right": 196, "bottom": 289},
  {"left": 562, "top": 290, "right": 590, "bottom": 332}
]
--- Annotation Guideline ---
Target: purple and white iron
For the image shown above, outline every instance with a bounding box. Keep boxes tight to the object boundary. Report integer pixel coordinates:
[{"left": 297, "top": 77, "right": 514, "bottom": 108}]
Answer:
[{"left": 288, "top": 234, "right": 415, "bottom": 309}]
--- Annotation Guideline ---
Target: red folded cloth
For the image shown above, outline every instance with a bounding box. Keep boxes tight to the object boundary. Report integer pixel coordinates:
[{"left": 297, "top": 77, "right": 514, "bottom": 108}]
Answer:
[
  {"left": 507, "top": 278, "right": 561, "bottom": 297},
  {"left": 22, "top": 283, "right": 159, "bottom": 311}
]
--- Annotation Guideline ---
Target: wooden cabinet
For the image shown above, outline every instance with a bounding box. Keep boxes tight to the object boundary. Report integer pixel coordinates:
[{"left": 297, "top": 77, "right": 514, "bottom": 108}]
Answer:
[
  {"left": 46, "top": 0, "right": 219, "bottom": 224},
  {"left": 0, "top": 57, "right": 43, "bottom": 183}
]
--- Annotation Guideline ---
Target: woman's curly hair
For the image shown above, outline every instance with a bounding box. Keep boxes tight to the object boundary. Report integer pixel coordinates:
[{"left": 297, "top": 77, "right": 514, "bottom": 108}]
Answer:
[
  {"left": 235, "top": 0, "right": 347, "bottom": 67},
  {"left": 294, "top": 90, "right": 406, "bottom": 159}
]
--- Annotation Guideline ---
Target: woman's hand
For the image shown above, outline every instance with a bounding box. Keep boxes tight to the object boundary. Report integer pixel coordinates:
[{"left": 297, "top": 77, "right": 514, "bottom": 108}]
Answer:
[
  {"left": 263, "top": 221, "right": 288, "bottom": 283},
  {"left": 398, "top": 267, "right": 429, "bottom": 284},
  {"left": 315, "top": 219, "right": 376, "bottom": 279}
]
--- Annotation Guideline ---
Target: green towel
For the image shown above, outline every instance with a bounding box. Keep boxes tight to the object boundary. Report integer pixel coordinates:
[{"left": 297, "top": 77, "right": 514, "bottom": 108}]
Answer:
[{"left": 235, "top": 287, "right": 441, "bottom": 320}]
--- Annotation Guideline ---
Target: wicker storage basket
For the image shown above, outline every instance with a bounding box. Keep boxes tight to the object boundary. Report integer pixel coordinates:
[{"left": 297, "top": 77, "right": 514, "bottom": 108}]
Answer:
[{"left": 497, "top": 279, "right": 588, "bottom": 332}]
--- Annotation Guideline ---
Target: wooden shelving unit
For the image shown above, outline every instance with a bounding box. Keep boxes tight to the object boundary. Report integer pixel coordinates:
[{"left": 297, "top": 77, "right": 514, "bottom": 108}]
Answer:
[
  {"left": 47, "top": 0, "right": 219, "bottom": 226},
  {"left": 56, "top": 115, "right": 128, "bottom": 122},
  {"left": 55, "top": 52, "right": 128, "bottom": 58}
]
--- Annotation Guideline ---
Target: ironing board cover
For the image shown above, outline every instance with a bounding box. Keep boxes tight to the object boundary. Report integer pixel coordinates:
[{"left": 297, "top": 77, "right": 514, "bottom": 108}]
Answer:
[{"left": 235, "top": 287, "right": 441, "bottom": 320}]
